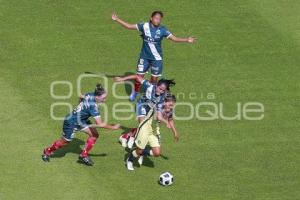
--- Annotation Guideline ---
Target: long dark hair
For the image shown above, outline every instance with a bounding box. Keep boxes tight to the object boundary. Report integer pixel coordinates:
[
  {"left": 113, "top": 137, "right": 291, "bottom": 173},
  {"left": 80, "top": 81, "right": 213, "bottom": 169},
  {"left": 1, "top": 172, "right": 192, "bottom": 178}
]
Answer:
[
  {"left": 157, "top": 79, "right": 176, "bottom": 91},
  {"left": 94, "top": 83, "right": 106, "bottom": 96},
  {"left": 151, "top": 11, "right": 163, "bottom": 18}
]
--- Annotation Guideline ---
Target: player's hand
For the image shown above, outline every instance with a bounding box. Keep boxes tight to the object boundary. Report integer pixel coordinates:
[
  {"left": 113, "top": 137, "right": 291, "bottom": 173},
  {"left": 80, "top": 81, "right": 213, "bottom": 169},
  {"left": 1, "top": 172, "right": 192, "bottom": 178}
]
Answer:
[
  {"left": 112, "top": 124, "right": 121, "bottom": 130},
  {"left": 187, "top": 37, "right": 196, "bottom": 43},
  {"left": 174, "top": 134, "right": 179, "bottom": 142},
  {"left": 166, "top": 122, "right": 172, "bottom": 129},
  {"left": 112, "top": 13, "right": 118, "bottom": 21},
  {"left": 113, "top": 77, "right": 123, "bottom": 82}
]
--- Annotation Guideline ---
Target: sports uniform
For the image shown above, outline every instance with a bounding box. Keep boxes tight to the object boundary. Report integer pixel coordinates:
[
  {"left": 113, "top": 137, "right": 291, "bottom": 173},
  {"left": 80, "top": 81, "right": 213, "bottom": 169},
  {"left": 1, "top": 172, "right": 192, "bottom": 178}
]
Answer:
[
  {"left": 136, "top": 79, "right": 166, "bottom": 117},
  {"left": 62, "top": 92, "right": 100, "bottom": 141},
  {"left": 135, "top": 22, "right": 172, "bottom": 77}
]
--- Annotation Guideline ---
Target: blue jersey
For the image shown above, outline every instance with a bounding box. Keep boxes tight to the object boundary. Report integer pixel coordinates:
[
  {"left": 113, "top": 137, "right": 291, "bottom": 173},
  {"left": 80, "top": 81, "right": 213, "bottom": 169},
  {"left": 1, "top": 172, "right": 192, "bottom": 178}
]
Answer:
[
  {"left": 65, "top": 92, "right": 100, "bottom": 125},
  {"left": 138, "top": 80, "right": 166, "bottom": 108},
  {"left": 136, "top": 22, "right": 172, "bottom": 61}
]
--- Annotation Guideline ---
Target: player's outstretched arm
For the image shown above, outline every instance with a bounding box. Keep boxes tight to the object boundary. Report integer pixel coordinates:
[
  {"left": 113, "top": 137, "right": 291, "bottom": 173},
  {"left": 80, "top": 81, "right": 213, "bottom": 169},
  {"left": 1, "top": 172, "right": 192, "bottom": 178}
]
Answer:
[
  {"left": 113, "top": 74, "right": 144, "bottom": 83},
  {"left": 112, "top": 13, "right": 137, "bottom": 30},
  {"left": 94, "top": 117, "right": 121, "bottom": 130},
  {"left": 168, "top": 119, "right": 179, "bottom": 142},
  {"left": 168, "top": 35, "right": 197, "bottom": 43},
  {"left": 157, "top": 112, "right": 172, "bottom": 129}
]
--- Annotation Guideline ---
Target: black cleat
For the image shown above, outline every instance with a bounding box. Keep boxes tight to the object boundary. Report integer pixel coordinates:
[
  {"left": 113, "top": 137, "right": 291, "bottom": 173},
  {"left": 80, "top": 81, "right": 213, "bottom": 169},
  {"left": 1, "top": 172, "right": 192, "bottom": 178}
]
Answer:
[
  {"left": 78, "top": 155, "right": 94, "bottom": 166},
  {"left": 42, "top": 150, "right": 50, "bottom": 162}
]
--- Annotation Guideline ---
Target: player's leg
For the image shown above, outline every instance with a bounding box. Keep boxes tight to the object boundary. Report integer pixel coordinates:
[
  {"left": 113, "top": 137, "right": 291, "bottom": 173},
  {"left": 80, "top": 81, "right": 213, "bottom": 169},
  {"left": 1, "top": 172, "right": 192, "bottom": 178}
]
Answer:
[
  {"left": 127, "top": 115, "right": 154, "bottom": 169},
  {"left": 138, "top": 135, "right": 160, "bottom": 165},
  {"left": 127, "top": 103, "right": 147, "bottom": 148},
  {"left": 130, "top": 58, "right": 149, "bottom": 101},
  {"left": 42, "top": 120, "right": 74, "bottom": 162},
  {"left": 42, "top": 137, "right": 69, "bottom": 162},
  {"left": 151, "top": 146, "right": 161, "bottom": 157},
  {"left": 119, "top": 132, "right": 130, "bottom": 148},
  {"left": 126, "top": 119, "right": 151, "bottom": 170},
  {"left": 120, "top": 128, "right": 137, "bottom": 148},
  {"left": 149, "top": 60, "right": 163, "bottom": 84},
  {"left": 78, "top": 127, "right": 99, "bottom": 166}
]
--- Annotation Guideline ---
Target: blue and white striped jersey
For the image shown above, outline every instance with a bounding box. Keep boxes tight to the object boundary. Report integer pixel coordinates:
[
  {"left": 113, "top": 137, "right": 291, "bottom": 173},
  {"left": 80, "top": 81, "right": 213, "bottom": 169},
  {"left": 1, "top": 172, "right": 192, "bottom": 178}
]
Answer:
[
  {"left": 138, "top": 80, "right": 166, "bottom": 108},
  {"left": 65, "top": 92, "right": 100, "bottom": 125},
  {"left": 136, "top": 22, "right": 172, "bottom": 61}
]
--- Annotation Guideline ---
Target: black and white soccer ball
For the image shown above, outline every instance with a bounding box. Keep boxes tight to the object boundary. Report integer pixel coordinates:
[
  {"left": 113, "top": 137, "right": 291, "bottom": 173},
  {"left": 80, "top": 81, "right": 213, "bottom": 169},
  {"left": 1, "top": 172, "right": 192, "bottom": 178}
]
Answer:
[{"left": 159, "top": 172, "right": 174, "bottom": 186}]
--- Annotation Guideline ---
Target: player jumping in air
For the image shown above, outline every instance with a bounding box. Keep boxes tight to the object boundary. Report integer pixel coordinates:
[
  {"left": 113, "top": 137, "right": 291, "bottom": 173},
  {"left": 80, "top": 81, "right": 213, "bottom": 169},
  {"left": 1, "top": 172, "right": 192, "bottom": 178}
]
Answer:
[
  {"left": 113, "top": 75, "right": 176, "bottom": 170},
  {"left": 42, "top": 84, "right": 121, "bottom": 166},
  {"left": 112, "top": 11, "right": 196, "bottom": 101}
]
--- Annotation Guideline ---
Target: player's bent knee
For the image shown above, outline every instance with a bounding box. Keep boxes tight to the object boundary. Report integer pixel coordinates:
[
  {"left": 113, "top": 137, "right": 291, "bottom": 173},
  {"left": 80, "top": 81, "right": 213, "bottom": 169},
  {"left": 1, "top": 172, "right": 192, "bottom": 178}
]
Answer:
[
  {"left": 152, "top": 149, "right": 161, "bottom": 157},
  {"left": 90, "top": 128, "right": 99, "bottom": 138}
]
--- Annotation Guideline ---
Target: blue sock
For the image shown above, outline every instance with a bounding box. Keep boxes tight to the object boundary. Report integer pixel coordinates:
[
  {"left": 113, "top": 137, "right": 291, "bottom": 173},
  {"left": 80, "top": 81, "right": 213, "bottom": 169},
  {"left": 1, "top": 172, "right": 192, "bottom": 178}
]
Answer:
[{"left": 143, "top": 149, "right": 151, "bottom": 156}]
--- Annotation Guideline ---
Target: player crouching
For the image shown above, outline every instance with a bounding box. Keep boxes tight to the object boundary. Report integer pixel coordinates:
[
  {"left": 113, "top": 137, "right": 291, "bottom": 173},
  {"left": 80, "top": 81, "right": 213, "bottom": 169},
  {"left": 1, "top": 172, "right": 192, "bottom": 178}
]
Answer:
[{"left": 42, "top": 84, "right": 121, "bottom": 166}]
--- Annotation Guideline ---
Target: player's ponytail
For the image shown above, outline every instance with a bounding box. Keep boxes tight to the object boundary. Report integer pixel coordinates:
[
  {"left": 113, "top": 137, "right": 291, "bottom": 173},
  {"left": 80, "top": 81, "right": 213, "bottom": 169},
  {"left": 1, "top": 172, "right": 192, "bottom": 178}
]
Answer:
[
  {"left": 95, "top": 83, "right": 106, "bottom": 96},
  {"left": 157, "top": 78, "right": 176, "bottom": 91}
]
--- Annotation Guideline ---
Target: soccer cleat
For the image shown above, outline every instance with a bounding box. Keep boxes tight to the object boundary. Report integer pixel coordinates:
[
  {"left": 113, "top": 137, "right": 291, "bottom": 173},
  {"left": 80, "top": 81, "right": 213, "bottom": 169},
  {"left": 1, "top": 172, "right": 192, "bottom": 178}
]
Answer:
[
  {"left": 78, "top": 155, "right": 94, "bottom": 166},
  {"left": 129, "top": 91, "right": 138, "bottom": 102},
  {"left": 120, "top": 138, "right": 128, "bottom": 148},
  {"left": 42, "top": 150, "right": 50, "bottom": 162},
  {"left": 126, "top": 158, "right": 134, "bottom": 171},
  {"left": 137, "top": 156, "right": 144, "bottom": 166}
]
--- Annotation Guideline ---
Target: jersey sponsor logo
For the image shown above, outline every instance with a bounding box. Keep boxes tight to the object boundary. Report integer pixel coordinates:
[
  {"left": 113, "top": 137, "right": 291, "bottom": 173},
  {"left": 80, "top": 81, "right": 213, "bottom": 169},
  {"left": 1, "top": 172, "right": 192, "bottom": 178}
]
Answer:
[
  {"left": 141, "top": 107, "right": 146, "bottom": 115},
  {"left": 144, "top": 37, "right": 156, "bottom": 44},
  {"left": 139, "top": 59, "right": 144, "bottom": 65},
  {"left": 155, "top": 29, "right": 161, "bottom": 39}
]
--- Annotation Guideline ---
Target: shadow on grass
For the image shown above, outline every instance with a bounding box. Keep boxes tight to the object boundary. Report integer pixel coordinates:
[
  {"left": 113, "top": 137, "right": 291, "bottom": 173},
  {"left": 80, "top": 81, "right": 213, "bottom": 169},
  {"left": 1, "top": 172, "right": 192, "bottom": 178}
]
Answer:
[
  {"left": 50, "top": 138, "right": 107, "bottom": 158},
  {"left": 123, "top": 151, "right": 155, "bottom": 168},
  {"left": 51, "top": 138, "right": 84, "bottom": 158}
]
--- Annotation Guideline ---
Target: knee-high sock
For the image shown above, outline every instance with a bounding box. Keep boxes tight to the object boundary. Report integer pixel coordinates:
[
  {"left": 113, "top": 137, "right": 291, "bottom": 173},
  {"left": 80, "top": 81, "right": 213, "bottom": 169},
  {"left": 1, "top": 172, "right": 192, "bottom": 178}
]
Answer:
[
  {"left": 134, "top": 80, "right": 141, "bottom": 93},
  {"left": 80, "top": 137, "right": 97, "bottom": 157},
  {"left": 45, "top": 139, "right": 66, "bottom": 155},
  {"left": 142, "top": 148, "right": 153, "bottom": 157}
]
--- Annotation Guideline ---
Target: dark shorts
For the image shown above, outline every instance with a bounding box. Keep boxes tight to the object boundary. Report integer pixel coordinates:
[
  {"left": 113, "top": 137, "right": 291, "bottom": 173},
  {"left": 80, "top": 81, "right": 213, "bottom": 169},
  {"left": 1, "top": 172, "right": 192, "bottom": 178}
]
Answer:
[
  {"left": 136, "top": 58, "right": 163, "bottom": 77},
  {"left": 62, "top": 120, "right": 91, "bottom": 141}
]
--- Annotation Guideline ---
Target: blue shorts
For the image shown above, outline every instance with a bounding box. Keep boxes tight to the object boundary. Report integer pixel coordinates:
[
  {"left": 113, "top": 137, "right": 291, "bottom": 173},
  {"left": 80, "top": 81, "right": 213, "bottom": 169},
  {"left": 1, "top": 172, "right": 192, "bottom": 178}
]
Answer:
[
  {"left": 136, "top": 102, "right": 151, "bottom": 117},
  {"left": 62, "top": 120, "right": 91, "bottom": 141},
  {"left": 136, "top": 58, "right": 163, "bottom": 77}
]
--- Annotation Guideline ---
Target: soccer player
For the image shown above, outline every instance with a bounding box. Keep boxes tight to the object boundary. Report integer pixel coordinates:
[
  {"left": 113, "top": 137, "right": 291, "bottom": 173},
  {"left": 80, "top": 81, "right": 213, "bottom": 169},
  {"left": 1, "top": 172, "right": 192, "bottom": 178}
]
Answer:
[
  {"left": 119, "top": 93, "right": 178, "bottom": 147},
  {"left": 42, "top": 84, "right": 121, "bottom": 166},
  {"left": 112, "top": 11, "right": 196, "bottom": 101},
  {"left": 114, "top": 75, "right": 177, "bottom": 170},
  {"left": 137, "top": 93, "right": 179, "bottom": 166},
  {"left": 113, "top": 74, "right": 175, "bottom": 124}
]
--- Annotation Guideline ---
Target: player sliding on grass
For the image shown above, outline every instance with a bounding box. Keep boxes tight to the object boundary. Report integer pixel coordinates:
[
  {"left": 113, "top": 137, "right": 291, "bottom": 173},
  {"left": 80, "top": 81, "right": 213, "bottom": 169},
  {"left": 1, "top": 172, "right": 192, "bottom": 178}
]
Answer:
[
  {"left": 42, "top": 84, "right": 121, "bottom": 166},
  {"left": 119, "top": 94, "right": 179, "bottom": 166},
  {"left": 112, "top": 10, "right": 196, "bottom": 101},
  {"left": 113, "top": 75, "right": 176, "bottom": 170}
]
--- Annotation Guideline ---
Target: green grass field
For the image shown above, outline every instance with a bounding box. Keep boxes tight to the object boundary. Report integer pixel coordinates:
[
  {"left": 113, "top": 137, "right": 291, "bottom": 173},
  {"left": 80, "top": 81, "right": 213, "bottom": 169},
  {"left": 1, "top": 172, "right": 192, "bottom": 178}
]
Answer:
[{"left": 1, "top": 0, "right": 300, "bottom": 199}]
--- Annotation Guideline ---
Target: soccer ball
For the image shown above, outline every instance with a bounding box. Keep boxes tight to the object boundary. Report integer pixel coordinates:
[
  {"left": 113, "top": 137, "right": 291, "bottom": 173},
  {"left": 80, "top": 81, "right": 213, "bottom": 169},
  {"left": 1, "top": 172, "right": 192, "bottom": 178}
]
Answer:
[{"left": 159, "top": 172, "right": 174, "bottom": 186}]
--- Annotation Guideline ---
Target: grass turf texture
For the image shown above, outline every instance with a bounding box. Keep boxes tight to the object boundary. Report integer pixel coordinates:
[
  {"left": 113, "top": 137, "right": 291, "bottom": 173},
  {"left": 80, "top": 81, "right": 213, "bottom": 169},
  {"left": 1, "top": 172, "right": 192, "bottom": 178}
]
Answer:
[{"left": 0, "top": 0, "right": 299, "bottom": 199}]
